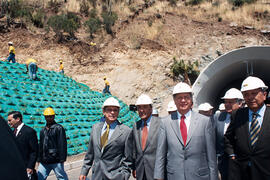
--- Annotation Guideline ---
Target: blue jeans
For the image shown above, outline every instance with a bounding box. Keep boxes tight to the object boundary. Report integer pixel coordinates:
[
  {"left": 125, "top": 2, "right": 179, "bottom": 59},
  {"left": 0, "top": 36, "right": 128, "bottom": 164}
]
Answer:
[
  {"left": 103, "top": 85, "right": 111, "bottom": 94},
  {"left": 29, "top": 62, "right": 37, "bottom": 80},
  {"left": 7, "top": 53, "right": 16, "bottom": 63},
  {"left": 37, "top": 162, "right": 68, "bottom": 180}
]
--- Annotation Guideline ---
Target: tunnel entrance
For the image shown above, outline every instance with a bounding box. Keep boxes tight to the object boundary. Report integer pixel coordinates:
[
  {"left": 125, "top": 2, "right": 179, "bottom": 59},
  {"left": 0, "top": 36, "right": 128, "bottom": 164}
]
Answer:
[{"left": 193, "top": 46, "right": 270, "bottom": 110}]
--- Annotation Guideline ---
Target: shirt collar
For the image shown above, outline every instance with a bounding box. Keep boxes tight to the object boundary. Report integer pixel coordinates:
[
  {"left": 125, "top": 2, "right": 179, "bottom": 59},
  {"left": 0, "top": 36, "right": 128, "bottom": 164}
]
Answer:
[
  {"left": 104, "top": 120, "right": 118, "bottom": 130},
  {"left": 141, "top": 115, "right": 152, "bottom": 126},
  {"left": 17, "top": 122, "right": 24, "bottom": 132},
  {"left": 177, "top": 110, "right": 191, "bottom": 119},
  {"left": 249, "top": 104, "right": 266, "bottom": 118}
]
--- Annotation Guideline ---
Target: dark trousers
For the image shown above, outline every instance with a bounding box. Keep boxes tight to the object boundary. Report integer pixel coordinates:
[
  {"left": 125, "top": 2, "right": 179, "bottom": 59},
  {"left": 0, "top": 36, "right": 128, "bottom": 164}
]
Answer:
[{"left": 218, "top": 155, "right": 229, "bottom": 180}]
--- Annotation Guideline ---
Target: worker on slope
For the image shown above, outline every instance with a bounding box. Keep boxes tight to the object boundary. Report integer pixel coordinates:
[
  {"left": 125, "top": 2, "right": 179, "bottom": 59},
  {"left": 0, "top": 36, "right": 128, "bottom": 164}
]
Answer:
[
  {"left": 7, "top": 41, "right": 16, "bottom": 63},
  {"left": 103, "top": 76, "right": 111, "bottom": 94},
  {"left": 26, "top": 58, "right": 38, "bottom": 80},
  {"left": 59, "top": 60, "right": 64, "bottom": 74}
]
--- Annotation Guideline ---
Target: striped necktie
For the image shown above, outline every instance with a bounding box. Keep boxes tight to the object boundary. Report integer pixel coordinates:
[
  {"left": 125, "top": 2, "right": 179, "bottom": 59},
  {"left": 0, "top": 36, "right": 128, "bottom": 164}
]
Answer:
[
  {"left": 100, "top": 124, "right": 110, "bottom": 149},
  {"left": 250, "top": 113, "right": 260, "bottom": 147}
]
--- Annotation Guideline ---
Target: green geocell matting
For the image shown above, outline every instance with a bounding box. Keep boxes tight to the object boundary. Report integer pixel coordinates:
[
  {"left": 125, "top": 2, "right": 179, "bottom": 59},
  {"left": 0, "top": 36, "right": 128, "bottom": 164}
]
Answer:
[{"left": 0, "top": 61, "right": 139, "bottom": 155}]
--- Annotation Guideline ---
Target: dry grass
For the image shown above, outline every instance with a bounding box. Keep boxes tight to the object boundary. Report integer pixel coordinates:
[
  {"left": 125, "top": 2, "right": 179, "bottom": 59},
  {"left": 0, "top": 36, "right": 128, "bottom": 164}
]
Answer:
[{"left": 170, "top": 0, "right": 270, "bottom": 29}]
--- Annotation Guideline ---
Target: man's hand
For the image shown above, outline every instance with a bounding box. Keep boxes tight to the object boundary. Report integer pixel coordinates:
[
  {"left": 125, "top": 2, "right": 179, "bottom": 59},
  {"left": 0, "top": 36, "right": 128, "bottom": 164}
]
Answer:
[
  {"left": 132, "top": 170, "right": 136, "bottom": 178},
  {"left": 230, "top": 156, "right": 236, "bottom": 160},
  {"left": 27, "top": 168, "right": 33, "bottom": 174},
  {"left": 79, "top": 175, "right": 86, "bottom": 180}
]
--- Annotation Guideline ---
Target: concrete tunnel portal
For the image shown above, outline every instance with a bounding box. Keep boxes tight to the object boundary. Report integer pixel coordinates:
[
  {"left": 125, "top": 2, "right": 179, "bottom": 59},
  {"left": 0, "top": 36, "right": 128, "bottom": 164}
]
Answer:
[{"left": 192, "top": 46, "right": 270, "bottom": 110}]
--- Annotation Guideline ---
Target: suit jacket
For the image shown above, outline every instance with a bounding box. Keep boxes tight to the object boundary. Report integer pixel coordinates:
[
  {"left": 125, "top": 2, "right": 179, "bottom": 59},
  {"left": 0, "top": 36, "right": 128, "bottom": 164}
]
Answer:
[
  {"left": 15, "top": 124, "right": 38, "bottom": 169},
  {"left": 154, "top": 111, "right": 218, "bottom": 180},
  {"left": 215, "top": 112, "right": 228, "bottom": 156},
  {"left": 224, "top": 106, "right": 270, "bottom": 180},
  {"left": 132, "top": 116, "right": 161, "bottom": 180},
  {"left": 0, "top": 116, "right": 28, "bottom": 180},
  {"left": 80, "top": 120, "right": 133, "bottom": 180}
]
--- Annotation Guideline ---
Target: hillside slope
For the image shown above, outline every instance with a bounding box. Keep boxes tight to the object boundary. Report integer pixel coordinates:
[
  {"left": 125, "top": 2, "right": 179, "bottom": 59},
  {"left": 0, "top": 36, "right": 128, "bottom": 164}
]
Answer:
[{"left": 0, "top": 0, "right": 270, "bottom": 115}]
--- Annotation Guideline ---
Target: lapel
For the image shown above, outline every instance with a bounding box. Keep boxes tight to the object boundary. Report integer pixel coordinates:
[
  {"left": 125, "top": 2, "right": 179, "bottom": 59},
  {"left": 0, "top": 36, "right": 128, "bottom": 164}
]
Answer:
[
  {"left": 170, "top": 112, "right": 184, "bottom": 146},
  {"left": 186, "top": 111, "right": 199, "bottom": 146},
  {"left": 253, "top": 106, "right": 270, "bottom": 150},
  {"left": 218, "top": 112, "right": 227, "bottom": 136},
  {"left": 239, "top": 108, "right": 252, "bottom": 151},
  {"left": 136, "top": 120, "right": 142, "bottom": 151},
  {"left": 144, "top": 116, "right": 158, "bottom": 150},
  {"left": 104, "top": 121, "right": 122, "bottom": 149},
  {"left": 96, "top": 122, "right": 104, "bottom": 151}
]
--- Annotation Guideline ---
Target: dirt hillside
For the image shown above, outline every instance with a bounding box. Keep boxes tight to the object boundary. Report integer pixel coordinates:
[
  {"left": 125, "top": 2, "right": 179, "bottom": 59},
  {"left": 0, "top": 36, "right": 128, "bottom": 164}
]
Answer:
[{"left": 0, "top": 0, "right": 270, "bottom": 116}]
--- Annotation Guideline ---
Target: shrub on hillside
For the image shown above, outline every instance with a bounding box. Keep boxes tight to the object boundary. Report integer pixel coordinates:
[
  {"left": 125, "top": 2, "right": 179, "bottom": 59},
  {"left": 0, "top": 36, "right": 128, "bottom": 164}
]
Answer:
[
  {"left": 101, "top": 11, "right": 118, "bottom": 35},
  {"left": 47, "top": 13, "right": 81, "bottom": 42},
  {"left": 31, "top": 9, "right": 45, "bottom": 28},
  {"left": 229, "top": 0, "right": 257, "bottom": 7},
  {"left": 8, "top": 0, "right": 32, "bottom": 19},
  {"left": 84, "top": 10, "right": 102, "bottom": 38},
  {"left": 80, "top": 0, "right": 90, "bottom": 16},
  {"left": 170, "top": 58, "right": 200, "bottom": 84},
  {"left": 189, "top": 0, "right": 204, "bottom": 5}
]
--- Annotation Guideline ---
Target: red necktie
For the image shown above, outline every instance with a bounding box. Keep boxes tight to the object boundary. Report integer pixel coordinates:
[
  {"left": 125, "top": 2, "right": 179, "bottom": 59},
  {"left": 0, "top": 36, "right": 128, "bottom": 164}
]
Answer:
[
  {"left": 141, "top": 120, "right": 148, "bottom": 150},
  {"left": 180, "top": 115, "right": 187, "bottom": 146},
  {"left": 14, "top": 128, "right": 17, "bottom": 136}
]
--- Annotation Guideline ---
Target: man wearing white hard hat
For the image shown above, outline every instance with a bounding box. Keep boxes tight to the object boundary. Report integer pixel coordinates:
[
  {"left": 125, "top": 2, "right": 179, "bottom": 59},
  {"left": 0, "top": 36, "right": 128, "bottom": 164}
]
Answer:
[
  {"left": 132, "top": 94, "right": 161, "bottom": 180},
  {"left": 154, "top": 82, "right": 218, "bottom": 180},
  {"left": 167, "top": 101, "right": 177, "bottom": 115},
  {"left": 225, "top": 76, "right": 270, "bottom": 180},
  {"left": 198, "top": 102, "right": 214, "bottom": 117},
  {"left": 80, "top": 97, "right": 133, "bottom": 180},
  {"left": 215, "top": 88, "right": 244, "bottom": 180}
]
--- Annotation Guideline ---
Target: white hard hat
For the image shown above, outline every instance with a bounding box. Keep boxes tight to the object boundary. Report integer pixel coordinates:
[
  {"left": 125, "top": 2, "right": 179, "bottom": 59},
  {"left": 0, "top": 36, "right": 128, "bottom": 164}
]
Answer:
[
  {"left": 102, "top": 97, "right": 120, "bottom": 108},
  {"left": 198, "top": 103, "right": 213, "bottom": 111},
  {"left": 173, "top": 82, "right": 192, "bottom": 95},
  {"left": 241, "top": 76, "right": 268, "bottom": 92},
  {"left": 222, "top": 88, "right": 243, "bottom": 100},
  {"left": 8, "top": 41, "right": 13, "bottom": 45},
  {"left": 167, "top": 101, "right": 177, "bottom": 112},
  {"left": 152, "top": 109, "right": 159, "bottom": 115},
  {"left": 135, "top": 94, "right": 152, "bottom": 105},
  {"left": 219, "top": 103, "right": 225, "bottom": 111}
]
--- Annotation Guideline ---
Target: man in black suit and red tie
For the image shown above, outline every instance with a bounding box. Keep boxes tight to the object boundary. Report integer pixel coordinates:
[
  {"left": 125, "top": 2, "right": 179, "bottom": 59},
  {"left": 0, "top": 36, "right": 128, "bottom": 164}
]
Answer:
[
  {"left": 7, "top": 111, "right": 38, "bottom": 179},
  {"left": 225, "top": 76, "right": 270, "bottom": 180}
]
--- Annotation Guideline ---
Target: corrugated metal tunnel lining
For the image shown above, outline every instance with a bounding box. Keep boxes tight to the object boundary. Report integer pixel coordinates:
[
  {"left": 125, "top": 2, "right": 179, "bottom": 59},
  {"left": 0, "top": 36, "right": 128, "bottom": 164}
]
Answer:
[{"left": 193, "top": 46, "right": 270, "bottom": 110}]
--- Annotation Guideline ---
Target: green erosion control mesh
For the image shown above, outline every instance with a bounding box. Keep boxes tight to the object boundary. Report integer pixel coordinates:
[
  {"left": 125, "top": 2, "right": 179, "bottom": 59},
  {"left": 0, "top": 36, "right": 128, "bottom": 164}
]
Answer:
[{"left": 0, "top": 61, "right": 139, "bottom": 155}]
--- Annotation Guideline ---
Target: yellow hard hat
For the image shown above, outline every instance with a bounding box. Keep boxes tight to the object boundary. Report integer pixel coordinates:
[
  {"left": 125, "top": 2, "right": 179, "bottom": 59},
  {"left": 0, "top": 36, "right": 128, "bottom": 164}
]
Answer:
[
  {"left": 103, "top": 76, "right": 107, "bottom": 80},
  {"left": 43, "top": 107, "right": 55, "bottom": 116},
  {"left": 26, "top": 58, "right": 37, "bottom": 65},
  {"left": 59, "top": 60, "right": 63, "bottom": 63}
]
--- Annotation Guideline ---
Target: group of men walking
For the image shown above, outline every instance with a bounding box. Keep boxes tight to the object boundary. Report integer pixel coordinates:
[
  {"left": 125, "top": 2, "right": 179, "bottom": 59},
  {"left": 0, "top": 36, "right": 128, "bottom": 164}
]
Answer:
[
  {"left": 3, "top": 75, "right": 270, "bottom": 180},
  {"left": 80, "top": 75, "right": 270, "bottom": 180}
]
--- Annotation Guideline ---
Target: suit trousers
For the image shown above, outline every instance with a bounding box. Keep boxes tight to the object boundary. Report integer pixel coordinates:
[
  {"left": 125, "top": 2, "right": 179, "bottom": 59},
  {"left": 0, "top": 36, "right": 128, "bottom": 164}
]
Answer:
[{"left": 218, "top": 155, "right": 228, "bottom": 180}]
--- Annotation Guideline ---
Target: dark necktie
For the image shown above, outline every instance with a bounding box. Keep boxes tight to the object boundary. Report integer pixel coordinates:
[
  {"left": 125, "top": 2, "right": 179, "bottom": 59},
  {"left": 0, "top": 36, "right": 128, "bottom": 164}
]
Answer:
[
  {"left": 250, "top": 113, "right": 260, "bottom": 147},
  {"left": 14, "top": 128, "right": 17, "bottom": 136},
  {"left": 141, "top": 120, "right": 148, "bottom": 150},
  {"left": 180, "top": 115, "right": 187, "bottom": 146}
]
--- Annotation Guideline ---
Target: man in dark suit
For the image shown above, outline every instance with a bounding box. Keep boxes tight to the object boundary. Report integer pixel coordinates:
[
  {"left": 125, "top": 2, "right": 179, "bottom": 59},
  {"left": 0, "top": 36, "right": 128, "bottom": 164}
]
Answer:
[
  {"left": 79, "top": 97, "right": 133, "bottom": 180},
  {"left": 215, "top": 88, "right": 243, "bottom": 180},
  {"left": 0, "top": 115, "right": 28, "bottom": 180},
  {"left": 7, "top": 111, "right": 38, "bottom": 179},
  {"left": 132, "top": 94, "right": 161, "bottom": 180},
  {"left": 225, "top": 76, "right": 270, "bottom": 180}
]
